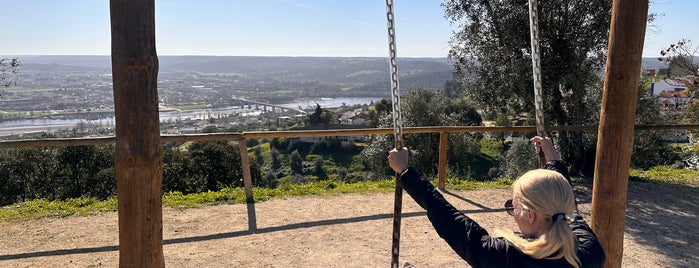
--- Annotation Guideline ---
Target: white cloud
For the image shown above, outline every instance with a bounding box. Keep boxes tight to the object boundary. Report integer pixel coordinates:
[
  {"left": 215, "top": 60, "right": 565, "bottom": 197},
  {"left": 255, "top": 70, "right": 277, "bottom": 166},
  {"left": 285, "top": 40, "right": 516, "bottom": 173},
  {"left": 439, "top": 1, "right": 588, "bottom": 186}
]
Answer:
[{"left": 353, "top": 20, "right": 376, "bottom": 28}]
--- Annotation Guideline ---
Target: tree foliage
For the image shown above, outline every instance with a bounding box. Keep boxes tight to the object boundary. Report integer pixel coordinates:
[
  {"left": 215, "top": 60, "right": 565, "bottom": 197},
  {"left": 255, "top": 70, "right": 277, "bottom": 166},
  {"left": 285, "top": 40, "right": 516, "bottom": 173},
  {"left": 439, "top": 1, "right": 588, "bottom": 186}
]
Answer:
[
  {"left": 187, "top": 141, "right": 246, "bottom": 190},
  {"left": 56, "top": 145, "right": 115, "bottom": 199},
  {"left": 368, "top": 99, "right": 392, "bottom": 127},
  {"left": 631, "top": 79, "right": 680, "bottom": 169},
  {"left": 0, "top": 57, "right": 21, "bottom": 88},
  {"left": 201, "top": 125, "right": 220, "bottom": 133},
  {"left": 657, "top": 39, "right": 699, "bottom": 124},
  {"left": 501, "top": 138, "right": 539, "bottom": 179},
  {"left": 289, "top": 149, "right": 304, "bottom": 174},
  {"left": 658, "top": 39, "right": 699, "bottom": 78},
  {"left": 363, "top": 87, "right": 484, "bottom": 178},
  {"left": 312, "top": 155, "right": 326, "bottom": 178},
  {"left": 0, "top": 148, "right": 57, "bottom": 203},
  {"left": 443, "top": 0, "right": 611, "bottom": 170},
  {"left": 308, "top": 103, "right": 334, "bottom": 127},
  {"left": 0, "top": 146, "right": 116, "bottom": 205},
  {"left": 0, "top": 140, "right": 268, "bottom": 206}
]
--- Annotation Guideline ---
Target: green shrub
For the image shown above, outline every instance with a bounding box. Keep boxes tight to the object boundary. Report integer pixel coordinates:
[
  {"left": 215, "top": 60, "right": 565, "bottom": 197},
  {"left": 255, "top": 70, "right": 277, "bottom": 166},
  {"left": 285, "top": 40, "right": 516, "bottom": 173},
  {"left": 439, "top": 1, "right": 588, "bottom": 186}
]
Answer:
[{"left": 501, "top": 138, "right": 538, "bottom": 179}]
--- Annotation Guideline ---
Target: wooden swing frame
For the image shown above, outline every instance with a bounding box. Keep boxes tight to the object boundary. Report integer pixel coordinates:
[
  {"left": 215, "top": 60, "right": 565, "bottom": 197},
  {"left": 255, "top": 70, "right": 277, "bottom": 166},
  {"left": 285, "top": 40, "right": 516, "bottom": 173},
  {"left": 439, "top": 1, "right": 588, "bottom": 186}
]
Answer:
[{"left": 109, "top": 1, "right": 648, "bottom": 267}]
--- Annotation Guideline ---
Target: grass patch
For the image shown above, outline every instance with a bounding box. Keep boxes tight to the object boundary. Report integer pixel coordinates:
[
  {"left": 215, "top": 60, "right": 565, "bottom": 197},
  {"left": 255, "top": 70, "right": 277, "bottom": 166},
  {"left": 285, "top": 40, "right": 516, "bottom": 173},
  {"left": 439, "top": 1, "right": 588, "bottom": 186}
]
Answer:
[
  {"left": 446, "top": 178, "right": 513, "bottom": 191},
  {"left": 479, "top": 138, "right": 505, "bottom": 158},
  {"left": 271, "top": 90, "right": 298, "bottom": 95},
  {"left": 0, "top": 197, "right": 117, "bottom": 221},
  {"left": 0, "top": 180, "right": 396, "bottom": 221},
  {"left": 4, "top": 87, "right": 56, "bottom": 93},
  {"left": 4, "top": 167, "right": 696, "bottom": 222},
  {"left": 0, "top": 177, "right": 504, "bottom": 221},
  {"left": 202, "top": 73, "right": 247, "bottom": 77},
  {"left": 629, "top": 167, "right": 699, "bottom": 185},
  {"left": 171, "top": 104, "right": 209, "bottom": 110},
  {"left": 345, "top": 70, "right": 380, "bottom": 78}
]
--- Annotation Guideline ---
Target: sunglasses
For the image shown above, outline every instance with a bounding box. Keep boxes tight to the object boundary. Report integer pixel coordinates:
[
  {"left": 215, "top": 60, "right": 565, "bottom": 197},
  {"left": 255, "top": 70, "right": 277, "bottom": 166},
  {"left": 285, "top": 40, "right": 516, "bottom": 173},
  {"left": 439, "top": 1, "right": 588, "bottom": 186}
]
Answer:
[{"left": 503, "top": 199, "right": 526, "bottom": 216}]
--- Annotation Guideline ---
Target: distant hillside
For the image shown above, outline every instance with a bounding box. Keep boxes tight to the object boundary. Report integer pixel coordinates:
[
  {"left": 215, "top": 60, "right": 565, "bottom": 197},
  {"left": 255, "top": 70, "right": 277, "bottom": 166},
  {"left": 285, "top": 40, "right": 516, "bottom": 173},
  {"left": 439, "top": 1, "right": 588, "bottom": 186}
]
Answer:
[
  {"left": 642, "top": 56, "right": 699, "bottom": 70},
  {"left": 19, "top": 54, "right": 678, "bottom": 77},
  {"left": 642, "top": 57, "right": 669, "bottom": 70},
  {"left": 18, "top": 55, "right": 113, "bottom": 70},
  {"left": 17, "top": 55, "right": 454, "bottom": 91},
  {"left": 17, "top": 55, "right": 687, "bottom": 101}
]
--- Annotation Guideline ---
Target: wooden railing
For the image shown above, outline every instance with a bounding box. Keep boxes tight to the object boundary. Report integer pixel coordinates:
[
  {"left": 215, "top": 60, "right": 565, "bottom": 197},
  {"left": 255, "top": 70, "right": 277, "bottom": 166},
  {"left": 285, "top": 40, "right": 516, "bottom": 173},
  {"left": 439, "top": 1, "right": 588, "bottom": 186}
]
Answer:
[{"left": 2, "top": 124, "right": 698, "bottom": 202}]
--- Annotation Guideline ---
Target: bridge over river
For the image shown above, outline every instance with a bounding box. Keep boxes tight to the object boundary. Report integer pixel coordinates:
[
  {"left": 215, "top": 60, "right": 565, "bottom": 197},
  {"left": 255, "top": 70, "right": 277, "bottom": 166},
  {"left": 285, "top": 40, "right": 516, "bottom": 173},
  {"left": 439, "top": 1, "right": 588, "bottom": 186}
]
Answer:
[{"left": 229, "top": 98, "right": 307, "bottom": 115}]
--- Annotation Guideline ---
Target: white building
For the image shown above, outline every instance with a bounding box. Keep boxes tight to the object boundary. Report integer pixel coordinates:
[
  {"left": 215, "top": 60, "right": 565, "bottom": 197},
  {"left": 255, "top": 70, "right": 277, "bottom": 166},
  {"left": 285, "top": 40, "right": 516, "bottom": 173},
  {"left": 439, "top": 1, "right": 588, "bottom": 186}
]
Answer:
[{"left": 649, "top": 79, "right": 686, "bottom": 96}]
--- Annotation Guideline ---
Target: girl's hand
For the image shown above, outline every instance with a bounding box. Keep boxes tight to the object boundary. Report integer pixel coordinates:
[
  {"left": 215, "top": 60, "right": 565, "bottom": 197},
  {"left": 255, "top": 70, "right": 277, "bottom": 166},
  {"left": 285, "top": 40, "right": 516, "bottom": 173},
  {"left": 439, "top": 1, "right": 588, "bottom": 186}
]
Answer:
[
  {"left": 530, "top": 136, "right": 560, "bottom": 161},
  {"left": 388, "top": 147, "right": 409, "bottom": 173}
]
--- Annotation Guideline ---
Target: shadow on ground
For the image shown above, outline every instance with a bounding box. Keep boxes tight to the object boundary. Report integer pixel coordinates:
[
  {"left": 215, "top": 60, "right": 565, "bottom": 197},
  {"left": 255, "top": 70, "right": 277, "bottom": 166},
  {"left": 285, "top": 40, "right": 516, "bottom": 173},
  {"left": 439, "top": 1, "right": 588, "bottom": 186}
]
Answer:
[
  {"left": 0, "top": 194, "right": 502, "bottom": 261},
  {"left": 623, "top": 181, "right": 698, "bottom": 267},
  {"left": 574, "top": 179, "right": 698, "bottom": 267},
  {"left": 1, "top": 181, "right": 696, "bottom": 267}
]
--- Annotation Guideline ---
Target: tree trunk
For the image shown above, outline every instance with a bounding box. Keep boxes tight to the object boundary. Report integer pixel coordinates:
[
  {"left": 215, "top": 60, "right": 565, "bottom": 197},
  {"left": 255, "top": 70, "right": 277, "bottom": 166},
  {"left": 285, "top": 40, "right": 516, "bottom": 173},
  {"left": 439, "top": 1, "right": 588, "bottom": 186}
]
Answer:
[
  {"left": 591, "top": 1, "right": 648, "bottom": 267},
  {"left": 110, "top": 0, "right": 164, "bottom": 267}
]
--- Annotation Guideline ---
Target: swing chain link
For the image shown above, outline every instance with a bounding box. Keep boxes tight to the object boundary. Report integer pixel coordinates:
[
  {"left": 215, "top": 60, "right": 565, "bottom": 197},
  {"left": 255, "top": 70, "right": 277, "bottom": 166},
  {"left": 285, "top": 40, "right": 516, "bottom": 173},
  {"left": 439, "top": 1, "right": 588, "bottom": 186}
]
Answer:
[
  {"left": 528, "top": 0, "right": 546, "bottom": 137},
  {"left": 386, "top": 2, "right": 404, "bottom": 268},
  {"left": 386, "top": 0, "right": 403, "bottom": 148}
]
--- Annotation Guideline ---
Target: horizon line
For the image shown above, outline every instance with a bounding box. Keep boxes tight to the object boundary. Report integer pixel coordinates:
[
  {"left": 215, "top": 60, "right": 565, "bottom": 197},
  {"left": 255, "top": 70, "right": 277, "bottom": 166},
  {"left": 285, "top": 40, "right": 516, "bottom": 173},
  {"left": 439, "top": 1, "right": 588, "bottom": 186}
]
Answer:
[
  {"left": 5, "top": 54, "right": 451, "bottom": 59},
  {"left": 5, "top": 54, "right": 672, "bottom": 59}
]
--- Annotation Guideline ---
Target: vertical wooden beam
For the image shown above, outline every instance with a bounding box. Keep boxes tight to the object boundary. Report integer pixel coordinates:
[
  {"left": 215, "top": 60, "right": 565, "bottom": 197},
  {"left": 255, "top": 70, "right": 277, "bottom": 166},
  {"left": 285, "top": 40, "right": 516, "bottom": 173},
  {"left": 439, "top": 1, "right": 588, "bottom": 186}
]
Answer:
[
  {"left": 238, "top": 138, "right": 257, "bottom": 231},
  {"left": 438, "top": 132, "right": 448, "bottom": 190},
  {"left": 110, "top": 0, "right": 164, "bottom": 267},
  {"left": 591, "top": 1, "right": 648, "bottom": 268},
  {"left": 239, "top": 138, "right": 254, "bottom": 203}
]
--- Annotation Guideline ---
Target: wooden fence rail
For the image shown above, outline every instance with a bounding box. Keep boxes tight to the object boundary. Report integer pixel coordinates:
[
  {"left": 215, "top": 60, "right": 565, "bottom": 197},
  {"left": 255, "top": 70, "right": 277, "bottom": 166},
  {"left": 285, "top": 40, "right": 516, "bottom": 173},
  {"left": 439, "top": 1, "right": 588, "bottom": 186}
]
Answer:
[{"left": 1, "top": 124, "right": 698, "bottom": 202}]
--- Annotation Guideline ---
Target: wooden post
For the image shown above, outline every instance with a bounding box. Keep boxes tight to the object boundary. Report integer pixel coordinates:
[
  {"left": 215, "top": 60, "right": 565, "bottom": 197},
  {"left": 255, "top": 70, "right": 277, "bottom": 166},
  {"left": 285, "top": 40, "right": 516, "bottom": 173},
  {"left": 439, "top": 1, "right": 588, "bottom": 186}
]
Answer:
[
  {"left": 238, "top": 138, "right": 257, "bottom": 231},
  {"left": 591, "top": 1, "right": 648, "bottom": 268},
  {"left": 239, "top": 138, "right": 254, "bottom": 203},
  {"left": 110, "top": 0, "right": 164, "bottom": 267},
  {"left": 438, "top": 132, "right": 447, "bottom": 190}
]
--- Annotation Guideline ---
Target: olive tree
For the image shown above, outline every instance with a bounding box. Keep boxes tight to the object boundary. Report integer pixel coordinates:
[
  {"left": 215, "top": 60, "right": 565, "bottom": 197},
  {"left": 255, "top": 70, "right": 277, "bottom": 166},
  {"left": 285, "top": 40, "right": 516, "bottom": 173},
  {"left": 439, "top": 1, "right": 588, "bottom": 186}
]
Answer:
[
  {"left": 443, "top": 0, "right": 611, "bottom": 171},
  {"left": 362, "top": 87, "right": 482, "bottom": 178}
]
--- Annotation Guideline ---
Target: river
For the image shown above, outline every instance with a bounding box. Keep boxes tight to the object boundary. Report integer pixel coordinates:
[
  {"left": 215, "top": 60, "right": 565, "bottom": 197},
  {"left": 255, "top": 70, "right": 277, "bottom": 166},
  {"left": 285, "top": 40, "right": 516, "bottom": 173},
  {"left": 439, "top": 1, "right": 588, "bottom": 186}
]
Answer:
[
  {"left": 278, "top": 97, "right": 381, "bottom": 110},
  {"left": 0, "top": 97, "right": 383, "bottom": 137}
]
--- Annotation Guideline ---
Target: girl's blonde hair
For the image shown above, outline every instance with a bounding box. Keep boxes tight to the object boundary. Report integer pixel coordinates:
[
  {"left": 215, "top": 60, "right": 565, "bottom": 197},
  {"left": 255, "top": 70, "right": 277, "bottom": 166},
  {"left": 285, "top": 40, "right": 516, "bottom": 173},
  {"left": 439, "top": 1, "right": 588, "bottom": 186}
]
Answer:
[{"left": 496, "top": 169, "right": 580, "bottom": 268}]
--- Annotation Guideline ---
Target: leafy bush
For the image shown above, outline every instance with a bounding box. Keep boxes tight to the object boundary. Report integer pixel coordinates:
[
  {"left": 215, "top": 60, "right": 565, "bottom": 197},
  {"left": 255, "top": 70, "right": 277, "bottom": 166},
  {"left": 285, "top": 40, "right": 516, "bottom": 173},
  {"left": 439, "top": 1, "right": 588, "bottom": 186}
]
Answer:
[
  {"left": 362, "top": 88, "right": 482, "bottom": 178},
  {"left": 336, "top": 167, "right": 348, "bottom": 181},
  {"left": 289, "top": 150, "right": 304, "bottom": 174},
  {"left": 501, "top": 138, "right": 538, "bottom": 179}
]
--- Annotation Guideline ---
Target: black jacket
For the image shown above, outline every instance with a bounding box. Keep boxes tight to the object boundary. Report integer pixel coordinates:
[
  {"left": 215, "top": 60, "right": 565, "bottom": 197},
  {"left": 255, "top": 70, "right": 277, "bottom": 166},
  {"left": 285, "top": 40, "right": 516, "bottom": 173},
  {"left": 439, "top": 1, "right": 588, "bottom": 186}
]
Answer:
[{"left": 399, "top": 161, "right": 605, "bottom": 268}]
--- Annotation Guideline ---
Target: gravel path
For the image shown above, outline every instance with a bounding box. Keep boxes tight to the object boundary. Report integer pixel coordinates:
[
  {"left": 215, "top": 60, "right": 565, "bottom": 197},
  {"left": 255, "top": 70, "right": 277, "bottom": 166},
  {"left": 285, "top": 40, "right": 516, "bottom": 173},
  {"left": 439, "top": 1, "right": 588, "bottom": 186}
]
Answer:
[{"left": 0, "top": 181, "right": 696, "bottom": 267}]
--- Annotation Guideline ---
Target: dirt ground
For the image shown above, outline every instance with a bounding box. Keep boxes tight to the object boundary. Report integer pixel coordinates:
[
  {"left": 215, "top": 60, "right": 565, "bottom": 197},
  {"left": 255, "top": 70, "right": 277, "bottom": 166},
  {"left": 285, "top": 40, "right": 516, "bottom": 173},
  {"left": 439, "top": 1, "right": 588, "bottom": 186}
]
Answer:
[{"left": 0, "top": 180, "right": 696, "bottom": 268}]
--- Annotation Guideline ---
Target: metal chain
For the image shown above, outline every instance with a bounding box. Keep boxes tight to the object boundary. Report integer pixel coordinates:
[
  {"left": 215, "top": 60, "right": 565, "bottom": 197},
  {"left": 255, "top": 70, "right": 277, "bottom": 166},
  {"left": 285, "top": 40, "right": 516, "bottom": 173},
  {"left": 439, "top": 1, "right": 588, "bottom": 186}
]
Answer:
[
  {"left": 386, "top": 0, "right": 403, "bottom": 148},
  {"left": 528, "top": 0, "right": 546, "bottom": 137},
  {"left": 385, "top": 1, "right": 403, "bottom": 268}
]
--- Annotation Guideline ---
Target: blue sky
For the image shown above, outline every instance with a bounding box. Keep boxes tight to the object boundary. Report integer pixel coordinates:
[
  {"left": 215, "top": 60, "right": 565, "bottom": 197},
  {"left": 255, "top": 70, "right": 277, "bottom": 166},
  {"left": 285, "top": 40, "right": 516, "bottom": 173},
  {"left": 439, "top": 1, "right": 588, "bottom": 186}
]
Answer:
[{"left": 1, "top": 0, "right": 696, "bottom": 58}]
